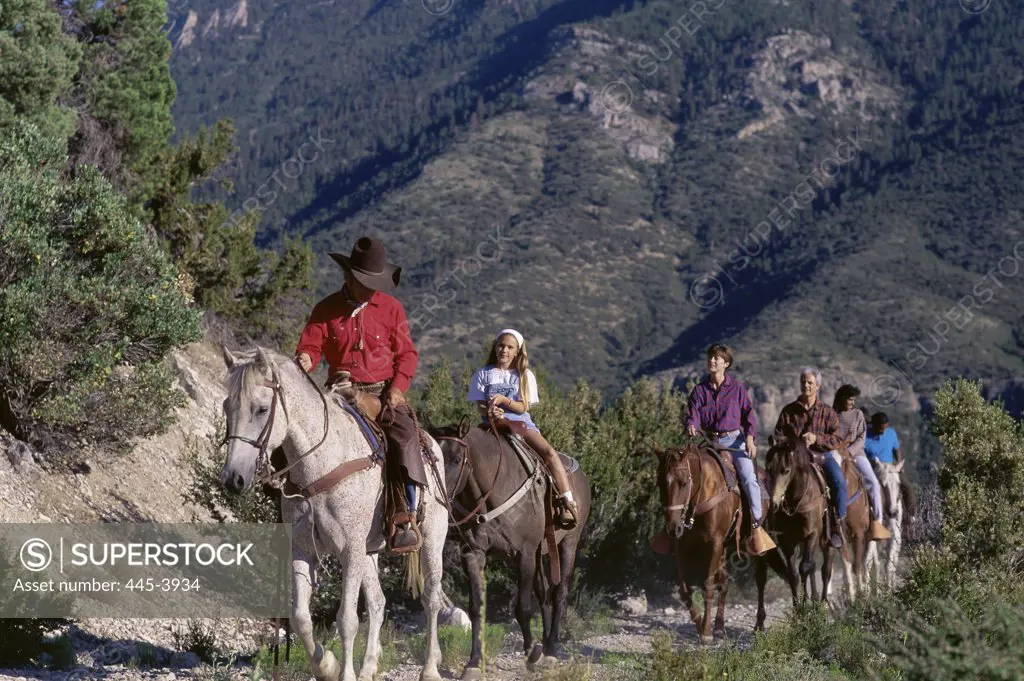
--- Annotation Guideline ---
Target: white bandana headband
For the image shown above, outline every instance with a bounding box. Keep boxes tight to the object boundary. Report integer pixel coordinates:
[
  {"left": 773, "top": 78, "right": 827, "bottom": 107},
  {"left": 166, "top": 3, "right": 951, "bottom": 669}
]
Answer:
[{"left": 496, "top": 328, "right": 525, "bottom": 350}]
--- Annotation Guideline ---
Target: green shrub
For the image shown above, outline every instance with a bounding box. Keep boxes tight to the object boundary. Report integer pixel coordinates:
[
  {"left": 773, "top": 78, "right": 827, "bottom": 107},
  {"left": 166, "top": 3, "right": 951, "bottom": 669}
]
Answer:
[
  {"left": 898, "top": 379, "right": 1024, "bottom": 616},
  {"left": 881, "top": 598, "right": 1024, "bottom": 681},
  {"left": 0, "top": 120, "right": 202, "bottom": 454}
]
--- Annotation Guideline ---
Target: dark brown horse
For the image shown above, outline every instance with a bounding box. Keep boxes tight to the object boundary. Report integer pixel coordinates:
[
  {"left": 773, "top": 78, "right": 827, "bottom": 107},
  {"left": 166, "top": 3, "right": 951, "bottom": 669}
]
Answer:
[
  {"left": 654, "top": 443, "right": 742, "bottom": 644},
  {"left": 431, "top": 419, "right": 590, "bottom": 680},
  {"left": 822, "top": 451, "right": 870, "bottom": 603},
  {"left": 757, "top": 435, "right": 827, "bottom": 630}
]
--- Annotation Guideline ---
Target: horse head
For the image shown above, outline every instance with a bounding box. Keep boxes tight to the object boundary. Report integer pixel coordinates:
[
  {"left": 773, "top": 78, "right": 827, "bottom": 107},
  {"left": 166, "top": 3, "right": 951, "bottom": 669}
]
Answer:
[
  {"left": 874, "top": 459, "right": 904, "bottom": 519},
  {"left": 220, "top": 346, "right": 292, "bottom": 494},
  {"left": 765, "top": 426, "right": 804, "bottom": 508},
  {"left": 429, "top": 416, "right": 475, "bottom": 496},
  {"left": 655, "top": 444, "right": 700, "bottom": 539}
]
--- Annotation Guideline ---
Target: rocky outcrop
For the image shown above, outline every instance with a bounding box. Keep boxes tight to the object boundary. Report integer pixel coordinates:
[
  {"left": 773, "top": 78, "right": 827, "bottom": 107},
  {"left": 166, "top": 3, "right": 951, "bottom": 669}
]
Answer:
[
  {"left": 523, "top": 28, "right": 677, "bottom": 164},
  {"left": 737, "top": 30, "right": 901, "bottom": 140}
]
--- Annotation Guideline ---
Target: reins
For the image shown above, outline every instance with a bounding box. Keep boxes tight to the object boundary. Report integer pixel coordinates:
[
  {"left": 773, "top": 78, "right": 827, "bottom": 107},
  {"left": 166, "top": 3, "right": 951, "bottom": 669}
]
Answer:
[{"left": 442, "top": 420, "right": 507, "bottom": 526}]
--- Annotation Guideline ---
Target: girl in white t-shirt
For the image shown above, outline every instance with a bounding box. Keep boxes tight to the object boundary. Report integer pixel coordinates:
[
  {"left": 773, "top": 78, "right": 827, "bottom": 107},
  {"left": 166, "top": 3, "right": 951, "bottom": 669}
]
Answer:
[{"left": 468, "top": 328, "right": 579, "bottom": 529}]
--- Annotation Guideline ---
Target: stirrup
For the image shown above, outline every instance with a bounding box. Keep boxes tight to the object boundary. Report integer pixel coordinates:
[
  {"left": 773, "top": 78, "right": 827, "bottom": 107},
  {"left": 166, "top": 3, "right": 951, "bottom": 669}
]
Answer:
[
  {"left": 556, "top": 498, "right": 579, "bottom": 529},
  {"left": 747, "top": 526, "right": 776, "bottom": 555},
  {"left": 388, "top": 513, "right": 423, "bottom": 554}
]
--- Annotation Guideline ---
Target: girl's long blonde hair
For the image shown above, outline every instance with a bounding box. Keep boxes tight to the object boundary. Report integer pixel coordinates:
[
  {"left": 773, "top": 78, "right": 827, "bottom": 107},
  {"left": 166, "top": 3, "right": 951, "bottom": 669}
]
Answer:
[{"left": 486, "top": 333, "right": 533, "bottom": 404}]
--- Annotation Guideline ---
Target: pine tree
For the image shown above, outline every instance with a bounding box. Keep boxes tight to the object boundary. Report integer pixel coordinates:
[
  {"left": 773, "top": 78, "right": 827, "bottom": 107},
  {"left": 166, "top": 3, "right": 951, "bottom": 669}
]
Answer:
[{"left": 0, "top": 0, "right": 81, "bottom": 140}]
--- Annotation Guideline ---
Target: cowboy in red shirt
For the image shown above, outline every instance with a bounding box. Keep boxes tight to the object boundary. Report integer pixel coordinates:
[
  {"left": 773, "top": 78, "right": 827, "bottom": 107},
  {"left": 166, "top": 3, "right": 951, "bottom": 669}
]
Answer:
[{"left": 295, "top": 237, "right": 425, "bottom": 551}]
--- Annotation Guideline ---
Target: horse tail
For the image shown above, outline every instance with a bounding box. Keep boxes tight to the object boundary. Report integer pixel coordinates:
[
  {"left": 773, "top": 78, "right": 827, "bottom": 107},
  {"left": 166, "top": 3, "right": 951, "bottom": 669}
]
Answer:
[{"left": 405, "top": 550, "right": 425, "bottom": 599}]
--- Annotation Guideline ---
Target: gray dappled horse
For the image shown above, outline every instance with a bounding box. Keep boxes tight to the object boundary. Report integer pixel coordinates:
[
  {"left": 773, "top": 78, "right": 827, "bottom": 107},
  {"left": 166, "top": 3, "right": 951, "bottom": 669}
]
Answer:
[
  {"left": 865, "top": 459, "right": 905, "bottom": 591},
  {"left": 432, "top": 419, "right": 590, "bottom": 680},
  {"left": 220, "top": 347, "right": 448, "bottom": 681}
]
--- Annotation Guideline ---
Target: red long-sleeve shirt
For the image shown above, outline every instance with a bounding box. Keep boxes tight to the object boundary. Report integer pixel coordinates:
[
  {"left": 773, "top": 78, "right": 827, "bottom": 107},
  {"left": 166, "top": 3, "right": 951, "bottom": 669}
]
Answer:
[{"left": 295, "top": 290, "right": 418, "bottom": 393}]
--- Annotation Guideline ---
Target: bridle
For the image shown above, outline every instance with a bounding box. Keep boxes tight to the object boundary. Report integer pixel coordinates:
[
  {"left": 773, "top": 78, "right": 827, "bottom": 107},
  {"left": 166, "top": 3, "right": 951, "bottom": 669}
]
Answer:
[
  {"left": 662, "top": 449, "right": 703, "bottom": 533},
  {"left": 221, "top": 360, "right": 331, "bottom": 490},
  {"left": 434, "top": 419, "right": 507, "bottom": 526},
  {"left": 769, "top": 446, "right": 819, "bottom": 516}
]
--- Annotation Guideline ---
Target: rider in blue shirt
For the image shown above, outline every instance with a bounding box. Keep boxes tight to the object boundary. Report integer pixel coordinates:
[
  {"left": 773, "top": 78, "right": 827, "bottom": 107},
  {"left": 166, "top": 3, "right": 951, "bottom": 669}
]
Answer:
[{"left": 864, "top": 412, "right": 902, "bottom": 465}]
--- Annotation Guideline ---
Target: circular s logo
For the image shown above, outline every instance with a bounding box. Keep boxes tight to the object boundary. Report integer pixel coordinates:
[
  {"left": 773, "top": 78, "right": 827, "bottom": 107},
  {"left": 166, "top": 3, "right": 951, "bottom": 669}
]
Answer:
[{"left": 20, "top": 538, "right": 53, "bottom": 572}]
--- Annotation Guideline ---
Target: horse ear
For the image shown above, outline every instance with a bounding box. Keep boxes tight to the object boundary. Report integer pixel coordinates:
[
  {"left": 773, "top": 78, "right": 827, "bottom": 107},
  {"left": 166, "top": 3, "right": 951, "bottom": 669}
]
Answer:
[
  {"left": 222, "top": 345, "right": 238, "bottom": 369},
  {"left": 653, "top": 442, "right": 664, "bottom": 459},
  {"left": 458, "top": 414, "right": 472, "bottom": 439},
  {"left": 768, "top": 434, "right": 776, "bottom": 448},
  {"left": 255, "top": 346, "right": 272, "bottom": 372},
  {"left": 895, "top": 459, "right": 905, "bottom": 473}
]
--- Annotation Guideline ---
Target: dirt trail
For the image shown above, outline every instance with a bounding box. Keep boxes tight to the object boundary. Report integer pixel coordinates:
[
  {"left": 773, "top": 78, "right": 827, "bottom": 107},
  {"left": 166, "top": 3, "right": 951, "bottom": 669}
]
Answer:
[{"left": 0, "top": 600, "right": 789, "bottom": 681}]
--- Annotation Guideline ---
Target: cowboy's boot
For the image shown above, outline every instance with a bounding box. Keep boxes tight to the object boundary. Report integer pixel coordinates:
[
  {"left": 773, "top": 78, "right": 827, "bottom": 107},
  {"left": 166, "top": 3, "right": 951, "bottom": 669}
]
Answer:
[
  {"left": 869, "top": 518, "right": 891, "bottom": 541},
  {"left": 390, "top": 482, "right": 422, "bottom": 552},
  {"left": 556, "top": 495, "right": 580, "bottom": 530},
  {"left": 829, "top": 506, "right": 844, "bottom": 549}
]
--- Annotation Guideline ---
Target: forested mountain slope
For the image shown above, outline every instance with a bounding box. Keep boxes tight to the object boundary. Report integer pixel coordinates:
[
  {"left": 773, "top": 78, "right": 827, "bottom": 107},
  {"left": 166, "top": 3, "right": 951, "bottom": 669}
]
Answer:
[{"left": 170, "top": 0, "right": 1024, "bottom": 470}]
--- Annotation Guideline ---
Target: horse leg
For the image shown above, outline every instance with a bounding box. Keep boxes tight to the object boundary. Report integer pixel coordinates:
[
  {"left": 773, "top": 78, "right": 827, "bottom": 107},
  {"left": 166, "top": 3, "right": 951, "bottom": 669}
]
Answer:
[
  {"left": 713, "top": 559, "right": 729, "bottom": 639},
  {"left": 698, "top": 542, "right": 723, "bottom": 644},
  {"left": 545, "top": 535, "right": 579, "bottom": 661},
  {"left": 783, "top": 546, "right": 802, "bottom": 604},
  {"left": 336, "top": 551, "right": 363, "bottom": 681},
  {"left": 358, "top": 555, "right": 385, "bottom": 681},
  {"left": 886, "top": 516, "right": 902, "bottom": 589},
  {"left": 841, "top": 539, "right": 856, "bottom": 603},
  {"left": 799, "top": 537, "right": 818, "bottom": 602},
  {"left": 820, "top": 544, "right": 834, "bottom": 605},
  {"left": 292, "top": 552, "right": 340, "bottom": 681},
  {"left": 533, "top": 555, "right": 553, "bottom": 661},
  {"left": 676, "top": 556, "right": 701, "bottom": 630},
  {"left": 517, "top": 550, "right": 542, "bottom": 669},
  {"left": 864, "top": 540, "right": 879, "bottom": 596},
  {"left": 854, "top": 531, "right": 868, "bottom": 599},
  {"left": 755, "top": 555, "right": 768, "bottom": 632},
  {"left": 461, "top": 548, "right": 486, "bottom": 681},
  {"left": 417, "top": 503, "right": 447, "bottom": 681},
  {"left": 755, "top": 549, "right": 787, "bottom": 631}
]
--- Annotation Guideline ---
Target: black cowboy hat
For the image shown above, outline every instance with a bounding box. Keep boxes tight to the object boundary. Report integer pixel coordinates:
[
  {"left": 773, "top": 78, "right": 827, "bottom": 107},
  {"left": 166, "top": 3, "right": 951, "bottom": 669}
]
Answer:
[{"left": 329, "top": 236, "right": 401, "bottom": 291}]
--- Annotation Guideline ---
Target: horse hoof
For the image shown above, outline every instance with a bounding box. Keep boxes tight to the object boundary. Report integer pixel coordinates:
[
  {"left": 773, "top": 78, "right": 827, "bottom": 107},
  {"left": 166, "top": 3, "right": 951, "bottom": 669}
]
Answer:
[
  {"left": 698, "top": 634, "right": 714, "bottom": 645},
  {"left": 713, "top": 627, "right": 727, "bottom": 639},
  {"left": 525, "top": 644, "right": 544, "bottom": 669},
  {"left": 420, "top": 673, "right": 443, "bottom": 681},
  {"left": 460, "top": 667, "right": 483, "bottom": 681}
]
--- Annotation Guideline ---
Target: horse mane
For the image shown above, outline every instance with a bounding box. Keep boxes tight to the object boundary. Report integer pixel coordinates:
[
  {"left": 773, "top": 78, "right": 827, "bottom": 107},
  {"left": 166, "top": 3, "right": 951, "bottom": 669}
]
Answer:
[{"left": 226, "top": 347, "right": 291, "bottom": 415}]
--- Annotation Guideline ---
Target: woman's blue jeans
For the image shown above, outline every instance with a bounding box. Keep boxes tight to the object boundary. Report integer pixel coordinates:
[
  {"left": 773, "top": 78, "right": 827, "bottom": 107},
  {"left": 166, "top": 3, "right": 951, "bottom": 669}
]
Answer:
[{"left": 822, "top": 451, "right": 847, "bottom": 519}]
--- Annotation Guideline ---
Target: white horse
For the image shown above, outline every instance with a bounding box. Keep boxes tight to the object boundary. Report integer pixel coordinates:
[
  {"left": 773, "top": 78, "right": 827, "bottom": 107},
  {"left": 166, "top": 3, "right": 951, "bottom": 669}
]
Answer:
[
  {"left": 219, "top": 347, "right": 448, "bottom": 681},
  {"left": 865, "top": 460, "right": 904, "bottom": 592}
]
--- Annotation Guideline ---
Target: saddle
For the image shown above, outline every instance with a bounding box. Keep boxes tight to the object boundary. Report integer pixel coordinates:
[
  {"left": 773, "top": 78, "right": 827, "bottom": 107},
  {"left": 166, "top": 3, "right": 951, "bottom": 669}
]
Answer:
[
  {"left": 701, "top": 442, "right": 770, "bottom": 527},
  {"left": 324, "top": 378, "right": 438, "bottom": 555}
]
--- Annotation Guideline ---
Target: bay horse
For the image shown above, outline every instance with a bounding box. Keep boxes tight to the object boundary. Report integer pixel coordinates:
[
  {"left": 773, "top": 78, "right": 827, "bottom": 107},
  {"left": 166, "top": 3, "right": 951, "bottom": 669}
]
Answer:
[
  {"left": 654, "top": 442, "right": 742, "bottom": 644},
  {"left": 822, "top": 450, "right": 870, "bottom": 603},
  {"left": 431, "top": 419, "right": 590, "bottom": 680},
  {"left": 865, "top": 459, "right": 905, "bottom": 591},
  {"left": 219, "top": 347, "right": 449, "bottom": 681},
  {"left": 757, "top": 435, "right": 826, "bottom": 630}
]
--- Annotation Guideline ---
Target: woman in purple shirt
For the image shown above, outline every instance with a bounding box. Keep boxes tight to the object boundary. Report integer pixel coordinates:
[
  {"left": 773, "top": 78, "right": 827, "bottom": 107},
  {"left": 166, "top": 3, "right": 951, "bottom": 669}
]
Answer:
[{"left": 685, "top": 344, "right": 774, "bottom": 555}]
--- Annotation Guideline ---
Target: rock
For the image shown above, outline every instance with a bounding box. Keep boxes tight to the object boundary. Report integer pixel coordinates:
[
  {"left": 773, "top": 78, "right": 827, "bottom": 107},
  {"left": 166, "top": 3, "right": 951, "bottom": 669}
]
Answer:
[
  {"left": 664, "top": 607, "right": 676, "bottom": 615},
  {"left": 616, "top": 591, "right": 648, "bottom": 617},
  {"left": 169, "top": 651, "right": 202, "bottom": 668},
  {"left": 439, "top": 605, "right": 471, "bottom": 631}
]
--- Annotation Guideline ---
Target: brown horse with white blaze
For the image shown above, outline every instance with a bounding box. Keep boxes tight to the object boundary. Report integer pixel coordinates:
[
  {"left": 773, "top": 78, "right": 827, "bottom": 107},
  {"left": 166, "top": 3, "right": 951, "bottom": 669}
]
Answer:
[{"left": 655, "top": 442, "right": 742, "bottom": 644}]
